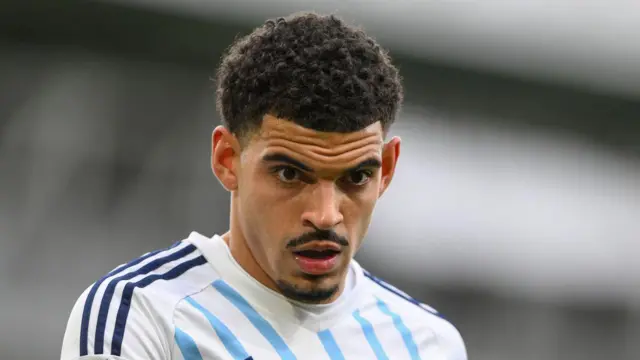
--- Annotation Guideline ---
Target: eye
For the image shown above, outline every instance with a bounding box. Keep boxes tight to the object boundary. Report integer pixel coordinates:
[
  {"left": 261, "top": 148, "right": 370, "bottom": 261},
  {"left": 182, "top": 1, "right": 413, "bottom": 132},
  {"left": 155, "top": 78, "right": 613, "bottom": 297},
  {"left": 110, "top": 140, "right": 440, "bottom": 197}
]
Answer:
[
  {"left": 275, "top": 166, "right": 301, "bottom": 183},
  {"left": 346, "top": 170, "right": 372, "bottom": 186}
]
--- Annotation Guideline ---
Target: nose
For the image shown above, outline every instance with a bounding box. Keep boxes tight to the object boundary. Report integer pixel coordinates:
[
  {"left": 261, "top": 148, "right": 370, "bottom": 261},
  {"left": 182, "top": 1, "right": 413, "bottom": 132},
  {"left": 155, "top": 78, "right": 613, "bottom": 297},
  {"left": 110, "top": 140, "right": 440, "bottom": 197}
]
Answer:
[{"left": 301, "top": 181, "right": 344, "bottom": 230}]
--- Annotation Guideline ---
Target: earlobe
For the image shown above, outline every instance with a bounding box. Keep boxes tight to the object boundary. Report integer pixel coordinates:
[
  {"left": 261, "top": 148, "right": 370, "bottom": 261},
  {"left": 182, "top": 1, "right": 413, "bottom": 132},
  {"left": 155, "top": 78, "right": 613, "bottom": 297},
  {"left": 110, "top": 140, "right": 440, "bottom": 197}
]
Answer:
[
  {"left": 211, "top": 126, "right": 239, "bottom": 191},
  {"left": 378, "top": 136, "right": 401, "bottom": 197}
]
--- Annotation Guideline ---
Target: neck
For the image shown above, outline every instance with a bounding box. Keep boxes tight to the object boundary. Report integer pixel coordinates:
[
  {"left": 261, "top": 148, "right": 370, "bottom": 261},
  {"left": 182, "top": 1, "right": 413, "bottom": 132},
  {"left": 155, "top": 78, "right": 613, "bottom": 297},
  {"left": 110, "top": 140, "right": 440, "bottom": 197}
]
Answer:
[{"left": 224, "top": 197, "right": 282, "bottom": 296}]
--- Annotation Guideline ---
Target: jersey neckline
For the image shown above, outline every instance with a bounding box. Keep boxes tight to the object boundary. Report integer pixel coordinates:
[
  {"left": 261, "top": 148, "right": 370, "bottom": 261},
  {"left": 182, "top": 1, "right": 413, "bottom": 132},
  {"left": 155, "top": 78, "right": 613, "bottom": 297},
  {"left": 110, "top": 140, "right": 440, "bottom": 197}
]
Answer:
[{"left": 186, "top": 231, "right": 368, "bottom": 331}]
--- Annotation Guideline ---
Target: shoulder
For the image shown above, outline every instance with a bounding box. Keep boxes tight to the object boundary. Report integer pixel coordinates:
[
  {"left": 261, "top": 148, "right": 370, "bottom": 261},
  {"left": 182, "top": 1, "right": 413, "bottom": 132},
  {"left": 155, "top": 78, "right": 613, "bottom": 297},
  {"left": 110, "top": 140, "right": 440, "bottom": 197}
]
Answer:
[
  {"left": 61, "top": 239, "right": 217, "bottom": 360},
  {"left": 362, "top": 269, "right": 468, "bottom": 360}
]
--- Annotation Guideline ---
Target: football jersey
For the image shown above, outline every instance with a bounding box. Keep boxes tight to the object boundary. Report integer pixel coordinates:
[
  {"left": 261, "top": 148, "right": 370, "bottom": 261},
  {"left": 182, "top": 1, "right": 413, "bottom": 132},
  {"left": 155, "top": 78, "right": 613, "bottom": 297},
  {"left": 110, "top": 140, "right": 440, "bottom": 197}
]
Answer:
[{"left": 61, "top": 232, "right": 467, "bottom": 359}]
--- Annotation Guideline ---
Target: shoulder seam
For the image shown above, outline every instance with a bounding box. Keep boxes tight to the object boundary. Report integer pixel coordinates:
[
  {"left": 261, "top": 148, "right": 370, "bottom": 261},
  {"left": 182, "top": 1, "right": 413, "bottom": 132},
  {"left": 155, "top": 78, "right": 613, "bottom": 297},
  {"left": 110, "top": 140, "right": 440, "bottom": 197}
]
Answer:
[
  {"left": 363, "top": 269, "right": 442, "bottom": 317},
  {"left": 111, "top": 253, "right": 209, "bottom": 356},
  {"left": 83, "top": 241, "right": 211, "bottom": 357},
  {"left": 363, "top": 270, "right": 462, "bottom": 338},
  {"left": 79, "top": 240, "right": 185, "bottom": 356}
]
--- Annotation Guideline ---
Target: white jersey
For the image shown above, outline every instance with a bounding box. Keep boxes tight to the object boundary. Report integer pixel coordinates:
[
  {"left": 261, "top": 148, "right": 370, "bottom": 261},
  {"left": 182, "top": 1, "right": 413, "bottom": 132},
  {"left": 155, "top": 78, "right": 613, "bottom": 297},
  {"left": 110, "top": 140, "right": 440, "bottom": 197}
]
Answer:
[{"left": 61, "top": 232, "right": 466, "bottom": 360}]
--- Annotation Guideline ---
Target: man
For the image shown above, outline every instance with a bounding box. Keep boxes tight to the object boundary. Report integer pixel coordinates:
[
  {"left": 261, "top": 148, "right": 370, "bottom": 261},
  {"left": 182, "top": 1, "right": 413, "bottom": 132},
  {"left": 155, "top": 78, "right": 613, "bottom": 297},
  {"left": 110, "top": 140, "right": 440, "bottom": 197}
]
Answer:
[{"left": 61, "top": 12, "right": 466, "bottom": 360}]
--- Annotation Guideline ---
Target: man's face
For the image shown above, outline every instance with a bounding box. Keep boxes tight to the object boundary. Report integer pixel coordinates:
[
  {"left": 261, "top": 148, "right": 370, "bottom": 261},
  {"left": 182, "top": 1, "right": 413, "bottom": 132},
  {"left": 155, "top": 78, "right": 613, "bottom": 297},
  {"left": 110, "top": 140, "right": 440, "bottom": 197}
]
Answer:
[{"left": 215, "top": 115, "right": 400, "bottom": 303}]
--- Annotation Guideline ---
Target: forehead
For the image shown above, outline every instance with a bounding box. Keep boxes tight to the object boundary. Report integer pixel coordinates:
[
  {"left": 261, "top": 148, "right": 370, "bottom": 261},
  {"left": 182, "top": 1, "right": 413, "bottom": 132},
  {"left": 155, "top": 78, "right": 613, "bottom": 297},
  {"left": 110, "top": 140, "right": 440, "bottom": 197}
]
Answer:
[{"left": 246, "top": 115, "right": 384, "bottom": 170}]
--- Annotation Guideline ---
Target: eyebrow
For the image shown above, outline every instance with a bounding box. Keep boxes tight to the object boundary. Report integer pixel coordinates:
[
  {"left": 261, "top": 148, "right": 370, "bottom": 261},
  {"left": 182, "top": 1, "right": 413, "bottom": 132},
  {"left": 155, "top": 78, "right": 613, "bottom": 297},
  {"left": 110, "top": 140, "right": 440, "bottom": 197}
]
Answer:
[
  {"left": 345, "top": 158, "right": 382, "bottom": 173},
  {"left": 262, "top": 153, "right": 381, "bottom": 173}
]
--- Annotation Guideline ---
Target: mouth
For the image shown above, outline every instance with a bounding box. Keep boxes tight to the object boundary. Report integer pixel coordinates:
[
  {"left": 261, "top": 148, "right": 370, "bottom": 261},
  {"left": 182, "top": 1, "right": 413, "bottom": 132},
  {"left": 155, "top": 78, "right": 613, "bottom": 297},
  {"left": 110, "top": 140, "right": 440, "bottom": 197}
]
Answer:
[
  {"left": 291, "top": 242, "right": 343, "bottom": 275},
  {"left": 294, "top": 249, "right": 340, "bottom": 259}
]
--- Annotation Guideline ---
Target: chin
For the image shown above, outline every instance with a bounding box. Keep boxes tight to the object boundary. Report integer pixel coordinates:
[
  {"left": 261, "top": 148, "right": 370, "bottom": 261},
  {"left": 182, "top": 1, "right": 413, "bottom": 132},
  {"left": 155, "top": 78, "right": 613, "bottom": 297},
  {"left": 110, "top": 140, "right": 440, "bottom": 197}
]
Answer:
[{"left": 276, "top": 278, "right": 340, "bottom": 303}]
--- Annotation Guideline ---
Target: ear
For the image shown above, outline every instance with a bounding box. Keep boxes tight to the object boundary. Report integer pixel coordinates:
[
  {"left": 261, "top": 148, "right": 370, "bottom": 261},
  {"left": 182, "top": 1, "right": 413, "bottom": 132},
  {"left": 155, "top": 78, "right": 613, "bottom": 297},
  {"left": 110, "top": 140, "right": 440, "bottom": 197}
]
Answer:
[
  {"left": 378, "top": 136, "right": 401, "bottom": 197},
  {"left": 211, "top": 125, "right": 240, "bottom": 191}
]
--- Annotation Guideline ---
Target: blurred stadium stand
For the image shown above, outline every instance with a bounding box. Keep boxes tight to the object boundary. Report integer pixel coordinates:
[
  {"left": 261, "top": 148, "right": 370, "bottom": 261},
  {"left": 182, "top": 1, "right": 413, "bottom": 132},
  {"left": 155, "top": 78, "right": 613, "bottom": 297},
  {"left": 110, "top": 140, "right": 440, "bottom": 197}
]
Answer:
[{"left": 1, "top": 1, "right": 638, "bottom": 359}]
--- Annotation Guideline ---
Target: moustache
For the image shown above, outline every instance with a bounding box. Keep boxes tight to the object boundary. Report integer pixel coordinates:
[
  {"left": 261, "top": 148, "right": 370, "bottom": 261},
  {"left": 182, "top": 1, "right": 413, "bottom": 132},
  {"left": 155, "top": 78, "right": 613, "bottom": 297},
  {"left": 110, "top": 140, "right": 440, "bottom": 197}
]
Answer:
[{"left": 285, "top": 230, "right": 350, "bottom": 249}]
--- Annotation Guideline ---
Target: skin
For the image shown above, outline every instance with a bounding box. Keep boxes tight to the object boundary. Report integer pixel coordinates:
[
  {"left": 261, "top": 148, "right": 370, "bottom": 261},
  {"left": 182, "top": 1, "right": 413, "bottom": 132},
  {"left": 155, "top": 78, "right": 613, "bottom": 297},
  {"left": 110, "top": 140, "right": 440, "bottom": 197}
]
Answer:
[{"left": 211, "top": 114, "right": 401, "bottom": 304}]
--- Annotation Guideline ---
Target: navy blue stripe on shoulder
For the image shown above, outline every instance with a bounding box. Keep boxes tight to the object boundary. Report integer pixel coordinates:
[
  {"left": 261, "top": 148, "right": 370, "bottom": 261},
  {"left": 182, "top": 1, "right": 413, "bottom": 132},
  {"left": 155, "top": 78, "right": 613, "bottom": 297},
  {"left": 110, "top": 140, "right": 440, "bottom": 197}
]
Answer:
[
  {"left": 79, "top": 240, "right": 182, "bottom": 356},
  {"left": 363, "top": 269, "right": 446, "bottom": 319},
  {"left": 110, "top": 255, "right": 208, "bottom": 356},
  {"left": 92, "top": 243, "right": 198, "bottom": 354}
]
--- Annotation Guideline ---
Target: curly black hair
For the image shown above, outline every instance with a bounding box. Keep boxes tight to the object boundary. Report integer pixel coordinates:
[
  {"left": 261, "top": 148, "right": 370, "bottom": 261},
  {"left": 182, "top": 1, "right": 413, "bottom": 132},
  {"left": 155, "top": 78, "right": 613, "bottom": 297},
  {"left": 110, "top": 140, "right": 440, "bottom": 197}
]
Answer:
[{"left": 215, "top": 12, "right": 403, "bottom": 142}]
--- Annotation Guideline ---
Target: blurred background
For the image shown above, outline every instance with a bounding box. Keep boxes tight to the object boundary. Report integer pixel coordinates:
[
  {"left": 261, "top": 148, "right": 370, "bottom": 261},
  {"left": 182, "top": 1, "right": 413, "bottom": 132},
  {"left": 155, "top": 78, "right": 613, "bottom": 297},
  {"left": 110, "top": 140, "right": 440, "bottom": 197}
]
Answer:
[{"left": 1, "top": 1, "right": 639, "bottom": 359}]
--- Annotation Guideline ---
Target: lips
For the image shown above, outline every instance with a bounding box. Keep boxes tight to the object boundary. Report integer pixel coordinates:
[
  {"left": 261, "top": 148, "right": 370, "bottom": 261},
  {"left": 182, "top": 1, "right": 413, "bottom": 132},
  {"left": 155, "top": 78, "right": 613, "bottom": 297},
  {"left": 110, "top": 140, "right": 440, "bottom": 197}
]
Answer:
[
  {"left": 292, "top": 241, "right": 343, "bottom": 275},
  {"left": 291, "top": 241, "right": 342, "bottom": 253}
]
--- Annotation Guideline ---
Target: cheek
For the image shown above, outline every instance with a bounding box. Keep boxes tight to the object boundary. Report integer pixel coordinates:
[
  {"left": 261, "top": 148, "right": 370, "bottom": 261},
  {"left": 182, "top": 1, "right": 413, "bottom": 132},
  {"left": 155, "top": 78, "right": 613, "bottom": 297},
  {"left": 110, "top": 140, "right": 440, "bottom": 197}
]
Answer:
[
  {"left": 344, "top": 190, "right": 378, "bottom": 231},
  {"left": 354, "top": 203, "right": 376, "bottom": 251},
  {"left": 240, "top": 173, "right": 296, "bottom": 244}
]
